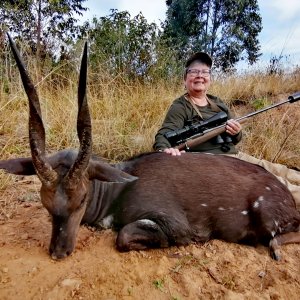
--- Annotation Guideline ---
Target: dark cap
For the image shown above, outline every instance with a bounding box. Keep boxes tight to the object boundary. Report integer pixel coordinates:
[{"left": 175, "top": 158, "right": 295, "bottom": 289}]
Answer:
[{"left": 185, "top": 52, "right": 212, "bottom": 69}]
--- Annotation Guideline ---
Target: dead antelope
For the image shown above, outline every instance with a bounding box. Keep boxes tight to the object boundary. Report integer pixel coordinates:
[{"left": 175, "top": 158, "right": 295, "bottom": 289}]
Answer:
[{"left": 0, "top": 35, "right": 300, "bottom": 260}]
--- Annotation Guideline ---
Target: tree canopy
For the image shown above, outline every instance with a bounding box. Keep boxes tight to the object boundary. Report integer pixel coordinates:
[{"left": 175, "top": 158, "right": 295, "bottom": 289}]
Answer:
[
  {"left": 80, "top": 9, "right": 181, "bottom": 81},
  {"left": 0, "top": 0, "right": 263, "bottom": 77},
  {"left": 80, "top": 10, "right": 159, "bottom": 79},
  {"left": 0, "top": 0, "right": 87, "bottom": 59},
  {"left": 164, "top": 0, "right": 262, "bottom": 70}
]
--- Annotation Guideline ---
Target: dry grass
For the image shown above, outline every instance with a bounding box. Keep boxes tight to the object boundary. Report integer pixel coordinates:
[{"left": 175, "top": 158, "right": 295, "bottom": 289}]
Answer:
[
  {"left": 1, "top": 64, "right": 299, "bottom": 162},
  {"left": 210, "top": 69, "right": 300, "bottom": 168},
  {"left": 1, "top": 61, "right": 300, "bottom": 219}
]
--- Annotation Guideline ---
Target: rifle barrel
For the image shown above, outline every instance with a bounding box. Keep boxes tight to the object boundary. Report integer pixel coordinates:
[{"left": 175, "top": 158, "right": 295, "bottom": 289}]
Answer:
[
  {"left": 236, "top": 99, "right": 289, "bottom": 122},
  {"left": 175, "top": 92, "right": 300, "bottom": 151}
]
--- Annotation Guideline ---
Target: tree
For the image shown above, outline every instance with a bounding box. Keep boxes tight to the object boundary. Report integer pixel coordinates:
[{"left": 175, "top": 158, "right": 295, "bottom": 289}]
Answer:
[
  {"left": 0, "top": 0, "right": 87, "bottom": 60},
  {"left": 80, "top": 10, "right": 162, "bottom": 80},
  {"left": 164, "top": 0, "right": 262, "bottom": 70}
]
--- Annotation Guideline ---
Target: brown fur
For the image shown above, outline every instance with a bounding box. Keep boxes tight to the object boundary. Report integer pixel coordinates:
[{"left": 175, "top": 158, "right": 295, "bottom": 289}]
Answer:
[{"left": 1, "top": 35, "right": 299, "bottom": 261}]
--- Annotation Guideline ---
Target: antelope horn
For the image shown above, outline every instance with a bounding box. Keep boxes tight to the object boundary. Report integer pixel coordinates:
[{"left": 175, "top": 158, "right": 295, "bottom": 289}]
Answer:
[
  {"left": 66, "top": 42, "right": 92, "bottom": 185},
  {"left": 7, "top": 33, "right": 57, "bottom": 185}
]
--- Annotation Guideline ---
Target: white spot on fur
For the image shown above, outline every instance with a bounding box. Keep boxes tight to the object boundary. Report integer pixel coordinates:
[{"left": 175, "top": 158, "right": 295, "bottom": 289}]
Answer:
[
  {"left": 137, "top": 219, "right": 157, "bottom": 226},
  {"left": 253, "top": 201, "right": 259, "bottom": 208},
  {"left": 271, "top": 231, "right": 276, "bottom": 237},
  {"left": 218, "top": 207, "right": 225, "bottom": 211},
  {"left": 274, "top": 220, "right": 279, "bottom": 227},
  {"left": 98, "top": 214, "right": 114, "bottom": 229},
  {"left": 265, "top": 186, "right": 271, "bottom": 191},
  {"left": 258, "top": 196, "right": 264, "bottom": 202},
  {"left": 241, "top": 210, "right": 248, "bottom": 215},
  {"left": 201, "top": 203, "right": 208, "bottom": 207}
]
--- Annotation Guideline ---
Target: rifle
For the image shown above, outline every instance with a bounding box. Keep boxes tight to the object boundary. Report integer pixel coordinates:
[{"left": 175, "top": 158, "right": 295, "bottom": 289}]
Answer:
[
  {"left": 174, "top": 92, "right": 300, "bottom": 151},
  {"left": 164, "top": 111, "right": 228, "bottom": 146}
]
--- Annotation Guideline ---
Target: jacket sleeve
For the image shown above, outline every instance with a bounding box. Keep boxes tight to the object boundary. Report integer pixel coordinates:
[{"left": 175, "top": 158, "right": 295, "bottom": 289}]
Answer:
[{"left": 153, "top": 100, "right": 189, "bottom": 151}]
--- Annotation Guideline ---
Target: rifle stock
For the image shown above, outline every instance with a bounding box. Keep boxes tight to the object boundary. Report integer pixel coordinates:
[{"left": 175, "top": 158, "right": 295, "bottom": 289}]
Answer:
[
  {"left": 176, "top": 92, "right": 300, "bottom": 151},
  {"left": 176, "top": 118, "right": 247, "bottom": 150}
]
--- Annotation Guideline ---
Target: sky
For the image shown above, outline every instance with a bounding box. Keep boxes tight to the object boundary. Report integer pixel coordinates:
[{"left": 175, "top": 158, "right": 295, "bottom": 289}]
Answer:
[{"left": 80, "top": 0, "right": 300, "bottom": 70}]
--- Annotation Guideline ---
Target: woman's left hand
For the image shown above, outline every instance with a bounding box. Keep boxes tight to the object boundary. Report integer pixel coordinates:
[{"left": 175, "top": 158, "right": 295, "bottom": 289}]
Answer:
[{"left": 225, "top": 119, "right": 242, "bottom": 136}]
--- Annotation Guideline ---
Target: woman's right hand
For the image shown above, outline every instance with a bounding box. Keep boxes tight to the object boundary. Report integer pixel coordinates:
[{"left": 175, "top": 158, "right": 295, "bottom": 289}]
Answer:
[{"left": 162, "top": 148, "right": 185, "bottom": 156}]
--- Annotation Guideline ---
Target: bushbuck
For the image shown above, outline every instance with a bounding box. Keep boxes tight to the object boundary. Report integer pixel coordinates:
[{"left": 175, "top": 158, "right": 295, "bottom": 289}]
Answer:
[{"left": 0, "top": 35, "right": 299, "bottom": 260}]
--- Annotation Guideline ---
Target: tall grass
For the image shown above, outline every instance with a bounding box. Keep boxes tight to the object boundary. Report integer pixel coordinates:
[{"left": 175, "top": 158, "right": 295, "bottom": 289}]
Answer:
[
  {"left": 1, "top": 59, "right": 300, "bottom": 163},
  {"left": 211, "top": 71, "right": 300, "bottom": 168},
  {"left": 1, "top": 56, "right": 300, "bottom": 219}
]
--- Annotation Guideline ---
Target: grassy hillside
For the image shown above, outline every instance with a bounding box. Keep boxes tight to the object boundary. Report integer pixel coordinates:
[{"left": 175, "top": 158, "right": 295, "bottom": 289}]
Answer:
[
  {"left": 0, "top": 61, "right": 300, "bottom": 219},
  {"left": 1, "top": 64, "right": 299, "bottom": 163}
]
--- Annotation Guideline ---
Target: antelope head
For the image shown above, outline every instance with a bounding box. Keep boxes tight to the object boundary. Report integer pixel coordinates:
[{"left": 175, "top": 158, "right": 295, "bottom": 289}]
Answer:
[
  {"left": 6, "top": 34, "right": 137, "bottom": 259},
  {"left": 7, "top": 35, "right": 93, "bottom": 259}
]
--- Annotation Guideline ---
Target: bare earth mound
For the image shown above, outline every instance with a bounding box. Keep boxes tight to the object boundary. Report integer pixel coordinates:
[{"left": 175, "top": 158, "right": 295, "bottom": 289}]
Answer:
[{"left": 0, "top": 180, "right": 299, "bottom": 300}]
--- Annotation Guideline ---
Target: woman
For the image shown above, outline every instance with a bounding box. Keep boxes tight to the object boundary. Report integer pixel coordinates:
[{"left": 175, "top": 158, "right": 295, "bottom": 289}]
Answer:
[
  {"left": 153, "top": 52, "right": 300, "bottom": 208},
  {"left": 153, "top": 52, "right": 242, "bottom": 155}
]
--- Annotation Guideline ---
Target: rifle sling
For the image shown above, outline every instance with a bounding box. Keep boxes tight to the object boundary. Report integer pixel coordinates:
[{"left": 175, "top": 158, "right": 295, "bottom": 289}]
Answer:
[{"left": 185, "top": 94, "right": 222, "bottom": 120}]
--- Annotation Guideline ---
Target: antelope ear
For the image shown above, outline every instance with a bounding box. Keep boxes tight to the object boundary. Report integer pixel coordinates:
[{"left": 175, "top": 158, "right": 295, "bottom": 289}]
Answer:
[
  {"left": 87, "top": 160, "right": 138, "bottom": 183},
  {"left": 0, "top": 157, "right": 36, "bottom": 175}
]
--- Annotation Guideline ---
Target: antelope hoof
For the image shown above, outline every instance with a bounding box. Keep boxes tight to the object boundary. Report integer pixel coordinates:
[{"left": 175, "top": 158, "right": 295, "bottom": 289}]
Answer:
[{"left": 269, "top": 239, "right": 281, "bottom": 261}]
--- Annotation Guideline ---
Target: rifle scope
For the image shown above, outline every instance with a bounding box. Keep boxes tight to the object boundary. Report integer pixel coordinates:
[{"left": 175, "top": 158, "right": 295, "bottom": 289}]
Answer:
[{"left": 164, "top": 111, "right": 228, "bottom": 146}]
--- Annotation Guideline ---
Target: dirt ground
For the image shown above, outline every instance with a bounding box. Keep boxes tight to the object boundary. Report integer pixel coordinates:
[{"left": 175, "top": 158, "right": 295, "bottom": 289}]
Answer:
[{"left": 0, "top": 177, "right": 300, "bottom": 300}]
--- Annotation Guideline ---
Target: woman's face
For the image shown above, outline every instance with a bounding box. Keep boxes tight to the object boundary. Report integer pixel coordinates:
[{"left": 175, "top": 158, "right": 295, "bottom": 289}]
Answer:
[{"left": 184, "top": 61, "right": 211, "bottom": 95}]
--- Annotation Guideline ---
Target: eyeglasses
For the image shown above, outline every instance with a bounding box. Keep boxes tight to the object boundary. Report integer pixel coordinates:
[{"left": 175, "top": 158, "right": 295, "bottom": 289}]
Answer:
[{"left": 186, "top": 69, "right": 211, "bottom": 77}]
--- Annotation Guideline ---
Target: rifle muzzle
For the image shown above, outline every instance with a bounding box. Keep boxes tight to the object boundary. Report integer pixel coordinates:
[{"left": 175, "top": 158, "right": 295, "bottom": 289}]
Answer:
[{"left": 288, "top": 92, "right": 300, "bottom": 103}]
